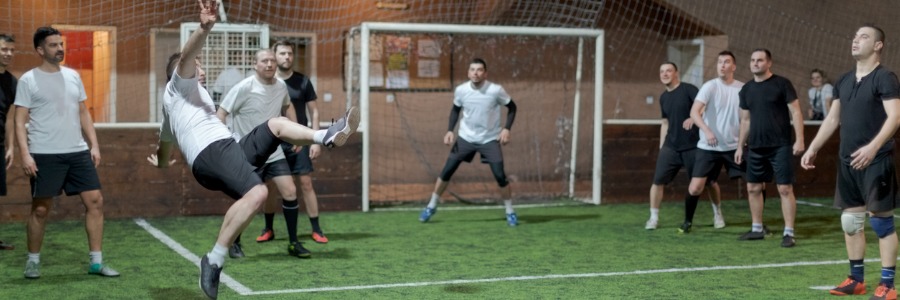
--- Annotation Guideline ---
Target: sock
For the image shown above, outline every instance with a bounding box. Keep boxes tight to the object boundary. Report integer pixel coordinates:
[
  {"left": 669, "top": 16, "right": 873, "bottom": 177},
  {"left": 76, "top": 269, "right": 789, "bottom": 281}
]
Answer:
[
  {"left": 882, "top": 266, "right": 896, "bottom": 287},
  {"left": 313, "top": 130, "right": 327, "bottom": 144},
  {"left": 234, "top": 234, "right": 242, "bottom": 245},
  {"left": 283, "top": 199, "right": 300, "bottom": 243},
  {"left": 310, "top": 217, "right": 322, "bottom": 234},
  {"left": 27, "top": 252, "right": 40, "bottom": 263},
  {"left": 711, "top": 203, "right": 721, "bottom": 216},
  {"left": 89, "top": 251, "right": 102, "bottom": 265},
  {"left": 684, "top": 194, "right": 700, "bottom": 223},
  {"left": 783, "top": 227, "right": 795, "bottom": 237},
  {"left": 208, "top": 244, "right": 227, "bottom": 267},
  {"left": 650, "top": 208, "right": 659, "bottom": 220},
  {"left": 264, "top": 213, "right": 275, "bottom": 231},
  {"left": 850, "top": 259, "right": 865, "bottom": 282},
  {"left": 427, "top": 193, "right": 439, "bottom": 209},
  {"left": 504, "top": 199, "right": 514, "bottom": 214},
  {"left": 751, "top": 223, "right": 763, "bottom": 233}
]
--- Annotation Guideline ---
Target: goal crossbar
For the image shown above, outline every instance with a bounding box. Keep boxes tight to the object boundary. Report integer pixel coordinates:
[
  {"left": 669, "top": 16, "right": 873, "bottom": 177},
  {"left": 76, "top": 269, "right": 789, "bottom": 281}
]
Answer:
[{"left": 357, "top": 22, "right": 604, "bottom": 211}]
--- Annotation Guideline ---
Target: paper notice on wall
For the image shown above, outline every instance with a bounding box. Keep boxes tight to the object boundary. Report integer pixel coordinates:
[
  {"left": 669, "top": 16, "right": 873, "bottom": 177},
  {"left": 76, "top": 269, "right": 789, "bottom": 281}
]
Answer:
[
  {"left": 417, "top": 39, "right": 441, "bottom": 58},
  {"left": 387, "top": 70, "right": 409, "bottom": 88},
  {"left": 418, "top": 59, "right": 440, "bottom": 78},
  {"left": 369, "top": 62, "right": 384, "bottom": 87}
]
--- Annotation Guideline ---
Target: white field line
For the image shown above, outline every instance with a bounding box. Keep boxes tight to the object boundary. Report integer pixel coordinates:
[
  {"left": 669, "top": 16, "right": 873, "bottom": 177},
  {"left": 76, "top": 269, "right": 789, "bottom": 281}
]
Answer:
[
  {"left": 133, "top": 218, "right": 254, "bottom": 295},
  {"left": 372, "top": 202, "right": 579, "bottom": 212}
]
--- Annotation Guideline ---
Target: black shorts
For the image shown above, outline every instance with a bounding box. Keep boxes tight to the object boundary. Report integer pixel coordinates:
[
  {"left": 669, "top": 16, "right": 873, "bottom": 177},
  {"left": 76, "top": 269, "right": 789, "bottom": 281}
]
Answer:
[
  {"left": 239, "top": 122, "right": 283, "bottom": 170},
  {"left": 834, "top": 154, "right": 899, "bottom": 212},
  {"left": 192, "top": 138, "right": 263, "bottom": 200},
  {"left": 281, "top": 143, "right": 314, "bottom": 175},
  {"left": 745, "top": 145, "right": 795, "bottom": 184},
  {"left": 654, "top": 147, "right": 721, "bottom": 185},
  {"left": 449, "top": 138, "right": 503, "bottom": 164},
  {"left": 0, "top": 148, "right": 7, "bottom": 196},
  {"left": 30, "top": 150, "right": 102, "bottom": 198},
  {"left": 256, "top": 158, "right": 292, "bottom": 180},
  {"left": 692, "top": 149, "right": 744, "bottom": 180}
]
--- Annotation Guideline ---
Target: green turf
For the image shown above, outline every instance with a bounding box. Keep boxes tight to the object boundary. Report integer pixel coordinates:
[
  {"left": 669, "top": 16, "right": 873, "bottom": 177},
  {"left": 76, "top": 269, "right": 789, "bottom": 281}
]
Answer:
[{"left": 0, "top": 197, "right": 889, "bottom": 299}]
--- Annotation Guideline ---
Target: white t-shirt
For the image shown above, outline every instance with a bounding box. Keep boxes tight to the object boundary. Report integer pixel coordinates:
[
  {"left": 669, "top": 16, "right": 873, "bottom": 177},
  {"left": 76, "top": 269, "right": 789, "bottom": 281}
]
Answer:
[
  {"left": 453, "top": 80, "right": 512, "bottom": 144},
  {"left": 14, "top": 67, "right": 89, "bottom": 154},
  {"left": 159, "top": 68, "right": 234, "bottom": 167},
  {"left": 695, "top": 78, "right": 744, "bottom": 151},
  {"left": 218, "top": 76, "right": 290, "bottom": 163}
]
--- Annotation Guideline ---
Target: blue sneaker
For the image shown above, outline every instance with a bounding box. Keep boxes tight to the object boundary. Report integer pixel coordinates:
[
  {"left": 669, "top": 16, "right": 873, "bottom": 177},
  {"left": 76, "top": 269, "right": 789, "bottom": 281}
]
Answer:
[
  {"left": 506, "top": 213, "right": 518, "bottom": 227},
  {"left": 419, "top": 207, "right": 436, "bottom": 222}
]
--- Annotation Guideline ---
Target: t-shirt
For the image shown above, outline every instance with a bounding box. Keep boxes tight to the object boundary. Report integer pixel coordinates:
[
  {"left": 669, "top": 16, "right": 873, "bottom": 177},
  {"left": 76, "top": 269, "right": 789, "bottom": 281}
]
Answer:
[
  {"left": 808, "top": 83, "right": 833, "bottom": 116},
  {"left": 660, "top": 83, "right": 700, "bottom": 151},
  {"left": 0, "top": 71, "right": 16, "bottom": 146},
  {"left": 694, "top": 78, "right": 744, "bottom": 151},
  {"left": 834, "top": 65, "right": 900, "bottom": 165},
  {"left": 282, "top": 72, "right": 317, "bottom": 127},
  {"left": 14, "top": 67, "right": 88, "bottom": 154},
  {"left": 738, "top": 74, "right": 798, "bottom": 148},
  {"left": 218, "top": 76, "right": 290, "bottom": 163},
  {"left": 453, "top": 80, "right": 512, "bottom": 144},
  {"left": 159, "top": 68, "right": 234, "bottom": 167}
]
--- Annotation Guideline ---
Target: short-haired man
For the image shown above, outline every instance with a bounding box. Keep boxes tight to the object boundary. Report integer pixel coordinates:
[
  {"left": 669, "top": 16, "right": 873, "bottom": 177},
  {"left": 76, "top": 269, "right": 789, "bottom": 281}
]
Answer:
[
  {"left": 734, "top": 49, "right": 803, "bottom": 247},
  {"left": 802, "top": 25, "right": 900, "bottom": 299},
  {"left": 0, "top": 33, "right": 17, "bottom": 251},
  {"left": 682, "top": 51, "right": 746, "bottom": 233},
  {"left": 15, "top": 27, "right": 118, "bottom": 278},
  {"left": 645, "top": 62, "right": 723, "bottom": 230}
]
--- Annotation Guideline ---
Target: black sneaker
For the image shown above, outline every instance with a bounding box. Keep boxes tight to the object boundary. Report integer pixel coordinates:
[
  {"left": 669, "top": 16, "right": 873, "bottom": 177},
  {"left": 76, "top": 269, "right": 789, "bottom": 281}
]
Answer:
[
  {"left": 677, "top": 221, "right": 692, "bottom": 234},
  {"left": 738, "top": 230, "right": 766, "bottom": 240},
  {"left": 228, "top": 242, "right": 244, "bottom": 258},
  {"left": 781, "top": 235, "right": 796, "bottom": 248},
  {"left": 323, "top": 107, "right": 360, "bottom": 148},
  {"left": 199, "top": 255, "right": 222, "bottom": 299},
  {"left": 288, "top": 241, "right": 311, "bottom": 259}
]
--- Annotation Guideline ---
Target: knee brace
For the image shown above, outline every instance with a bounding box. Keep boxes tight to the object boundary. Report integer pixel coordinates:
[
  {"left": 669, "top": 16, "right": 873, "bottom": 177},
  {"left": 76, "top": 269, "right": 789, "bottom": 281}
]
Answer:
[
  {"left": 841, "top": 212, "right": 866, "bottom": 236},
  {"left": 870, "top": 215, "right": 896, "bottom": 239},
  {"left": 489, "top": 162, "right": 509, "bottom": 187}
]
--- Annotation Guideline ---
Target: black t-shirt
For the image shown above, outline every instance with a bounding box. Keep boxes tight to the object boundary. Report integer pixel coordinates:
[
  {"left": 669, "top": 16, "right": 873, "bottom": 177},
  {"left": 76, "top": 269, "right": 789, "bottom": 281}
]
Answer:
[
  {"left": 0, "top": 71, "right": 16, "bottom": 146},
  {"left": 835, "top": 65, "right": 900, "bottom": 164},
  {"left": 738, "top": 74, "right": 798, "bottom": 148},
  {"left": 283, "top": 72, "right": 317, "bottom": 126},
  {"left": 659, "top": 83, "right": 700, "bottom": 151}
]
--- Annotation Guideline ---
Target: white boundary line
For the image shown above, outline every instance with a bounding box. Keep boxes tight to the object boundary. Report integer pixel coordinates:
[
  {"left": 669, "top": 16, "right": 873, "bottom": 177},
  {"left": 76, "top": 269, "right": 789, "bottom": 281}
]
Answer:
[
  {"left": 133, "top": 218, "right": 254, "bottom": 295},
  {"left": 372, "top": 202, "right": 581, "bottom": 212}
]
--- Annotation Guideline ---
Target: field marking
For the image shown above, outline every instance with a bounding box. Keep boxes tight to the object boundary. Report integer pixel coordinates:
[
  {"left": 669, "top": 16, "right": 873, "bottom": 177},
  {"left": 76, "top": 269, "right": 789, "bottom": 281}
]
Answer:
[
  {"left": 133, "top": 218, "right": 254, "bottom": 295},
  {"left": 372, "top": 202, "right": 581, "bottom": 212}
]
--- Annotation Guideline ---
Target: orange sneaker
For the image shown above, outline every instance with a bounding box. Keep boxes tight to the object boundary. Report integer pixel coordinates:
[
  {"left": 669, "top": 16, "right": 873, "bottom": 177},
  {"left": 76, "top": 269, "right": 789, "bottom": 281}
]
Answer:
[
  {"left": 311, "top": 231, "right": 329, "bottom": 244},
  {"left": 830, "top": 276, "right": 866, "bottom": 296},
  {"left": 256, "top": 228, "right": 274, "bottom": 243},
  {"left": 872, "top": 283, "right": 897, "bottom": 300}
]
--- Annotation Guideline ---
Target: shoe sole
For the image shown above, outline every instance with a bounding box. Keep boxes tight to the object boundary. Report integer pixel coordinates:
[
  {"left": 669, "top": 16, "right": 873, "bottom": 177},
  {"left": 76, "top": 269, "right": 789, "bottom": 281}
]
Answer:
[{"left": 329, "top": 107, "right": 359, "bottom": 148}]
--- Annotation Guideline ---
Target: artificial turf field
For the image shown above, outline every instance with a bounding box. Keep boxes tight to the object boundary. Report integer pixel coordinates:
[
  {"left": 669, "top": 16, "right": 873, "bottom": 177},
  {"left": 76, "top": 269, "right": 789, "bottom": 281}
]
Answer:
[{"left": 0, "top": 197, "right": 890, "bottom": 299}]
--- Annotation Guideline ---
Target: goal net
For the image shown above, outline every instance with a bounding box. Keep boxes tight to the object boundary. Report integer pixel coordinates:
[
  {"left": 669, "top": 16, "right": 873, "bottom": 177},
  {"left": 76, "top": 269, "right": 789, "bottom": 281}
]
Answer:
[{"left": 350, "top": 24, "right": 602, "bottom": 210}]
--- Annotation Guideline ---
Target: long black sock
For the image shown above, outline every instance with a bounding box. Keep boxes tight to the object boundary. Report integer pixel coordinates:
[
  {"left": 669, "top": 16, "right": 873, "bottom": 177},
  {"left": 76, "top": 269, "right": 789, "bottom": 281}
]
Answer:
[
  {"left": 684, "top": 194, "right": 700, "bottom": 223},
  {"left": 283, "top": 199, "right": 299, "bottom": 243},
  {"left": 264, "top": 213, "right": 275, "bottom": 230},
  {"left": 310, "top": 217, "right": 322, "bottom": 234}
]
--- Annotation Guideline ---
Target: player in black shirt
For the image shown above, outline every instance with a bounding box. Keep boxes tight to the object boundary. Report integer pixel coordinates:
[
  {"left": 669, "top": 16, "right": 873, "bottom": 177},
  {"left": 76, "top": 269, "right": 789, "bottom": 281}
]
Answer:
[
  {"left": 0, "top": 33, "right": 15, "bottom": 251},
  {"left": 802, "top": 25, "right": 900, "bottom": 298}
]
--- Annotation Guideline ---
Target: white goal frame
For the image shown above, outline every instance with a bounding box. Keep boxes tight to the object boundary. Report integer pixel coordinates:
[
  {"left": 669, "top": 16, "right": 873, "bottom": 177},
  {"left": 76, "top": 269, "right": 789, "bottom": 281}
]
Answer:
[{"left": 356, "top": 22, "right": 604, "bottom": 211}]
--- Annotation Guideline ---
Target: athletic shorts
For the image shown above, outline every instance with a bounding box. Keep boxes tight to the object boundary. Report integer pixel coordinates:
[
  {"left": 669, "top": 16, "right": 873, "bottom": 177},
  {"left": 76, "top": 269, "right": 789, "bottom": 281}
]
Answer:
[
  {"left": 192, "top": 138, "right": 262, "bottom": 200},
  {"left": 745, "top": 145, "right": 795, "bottom": 184},
  {"left": 692, "top": 149, "right": 744, "bottom": 180},
  {"left": 834, "top": 154, "right": 899, "bottom": 212},
  {"left": 30, "top": 150, "right": 102, "bottom": 198},
  {"left": 449, "top": 138, "right": 503, "bottom": 164},
  {"left": 256, "top": 158, "right": 292, "bottom": 180},
  {"left": 654, "top": 147, "right": 720, "bottom": 185},
  {"left": 281, "top": 143, "right": 314, "bottom": 175}
]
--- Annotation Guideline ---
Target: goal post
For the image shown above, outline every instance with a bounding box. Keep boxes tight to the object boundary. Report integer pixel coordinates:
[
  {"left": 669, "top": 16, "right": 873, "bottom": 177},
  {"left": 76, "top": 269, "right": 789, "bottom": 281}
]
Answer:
[{"left": 355, "top": 22, "right": 604, "bottom": 211}]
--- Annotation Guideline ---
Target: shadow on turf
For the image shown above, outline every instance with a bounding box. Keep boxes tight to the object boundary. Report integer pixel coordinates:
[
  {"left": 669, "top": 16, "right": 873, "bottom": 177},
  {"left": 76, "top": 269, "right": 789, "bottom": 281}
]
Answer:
[
  {"left": 149, "top": 287, "right": 207, "bottom": 300},
  {"left": 443, "top": 284, "right": 481, "bottom": 294},
  {"left": 253, "top": 247, "right": 353, "bottom": 260},
  {"left": 470, "top": 214, "right": 599, "bottom": 225}
]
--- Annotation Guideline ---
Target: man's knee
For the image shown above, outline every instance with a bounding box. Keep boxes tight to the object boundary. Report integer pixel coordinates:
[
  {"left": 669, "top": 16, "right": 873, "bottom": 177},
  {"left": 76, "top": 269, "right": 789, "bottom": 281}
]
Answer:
[
  {"left": 747, "top": 183, "right": 764, "bottom": 195},
  {"left": 841, "top": 211, "right": 866, "bottom": 236},
  {"left": 870, "top": 215, "right": 896, "bottom": 239}
]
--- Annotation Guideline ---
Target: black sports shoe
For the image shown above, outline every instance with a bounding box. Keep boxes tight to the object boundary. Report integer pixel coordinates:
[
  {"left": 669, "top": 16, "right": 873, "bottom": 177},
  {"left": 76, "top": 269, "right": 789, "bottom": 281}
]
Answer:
[
  {"left": 677, "top": 221, "right": 692, "bottom": 234},
  {"left": 228, "top": 242, "right": 244, "bottom": 258},
  {"left": 738, "top": 230, "right": 766, "bottom": 240},
  {"left": 781, "top": 235, "right": 796, "bottom": 248},
  {"left": 288, "top": 241, "right": 312, "bottom": 258},
  {"left": 323, "top": 106, "right": 360, "bottom": 148},
  {"left": 199, "top": 255, "right": 222, "bottom": 299}
]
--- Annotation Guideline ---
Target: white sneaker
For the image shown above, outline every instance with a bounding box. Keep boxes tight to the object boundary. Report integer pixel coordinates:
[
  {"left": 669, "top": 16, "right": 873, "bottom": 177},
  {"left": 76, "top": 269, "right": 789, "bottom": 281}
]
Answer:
[
  {"left": 645, "top": 218, "right": 658, "bottom": 230},
  {"left": 713, "top": 213, "right": 726, "bottom": 229}
]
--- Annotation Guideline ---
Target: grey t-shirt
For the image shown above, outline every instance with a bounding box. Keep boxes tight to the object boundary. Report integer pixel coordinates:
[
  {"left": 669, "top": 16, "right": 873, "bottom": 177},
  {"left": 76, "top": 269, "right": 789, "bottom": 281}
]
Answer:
[
  {"left": 14, "top": 67, "right": 89, "bottom": 154},
  {"left": 218, "top": 76, "right": 290, "bottom": 163},
  {"left": 694, "top": 78, "right": 744, "bottom": 151}
]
